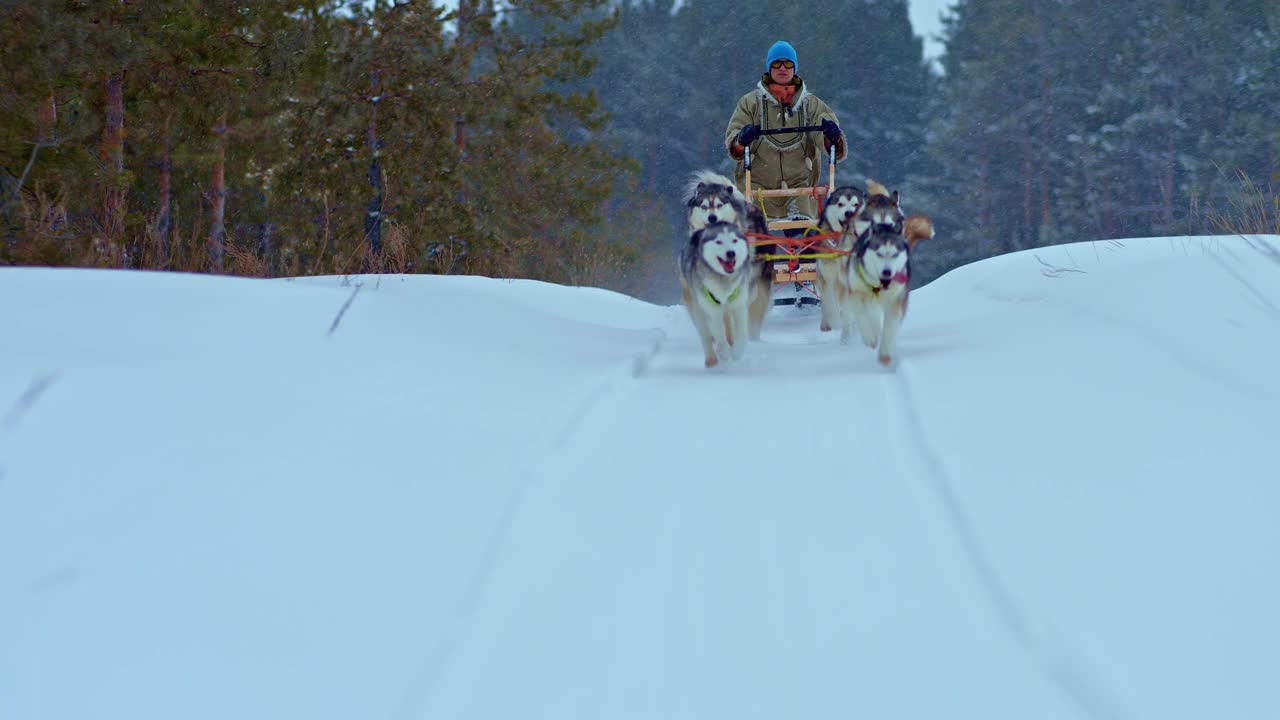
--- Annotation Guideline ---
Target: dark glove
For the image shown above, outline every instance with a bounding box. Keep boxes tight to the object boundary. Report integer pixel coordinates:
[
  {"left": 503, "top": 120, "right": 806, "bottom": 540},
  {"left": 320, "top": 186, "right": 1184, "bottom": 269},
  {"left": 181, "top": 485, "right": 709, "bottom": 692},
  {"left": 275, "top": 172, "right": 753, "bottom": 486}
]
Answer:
[
  {"left": 821, "top": 118, "right": 841, "bottom": 143},
  {"left": 737, "top": 124, "right": 762, "bottom": 146}
]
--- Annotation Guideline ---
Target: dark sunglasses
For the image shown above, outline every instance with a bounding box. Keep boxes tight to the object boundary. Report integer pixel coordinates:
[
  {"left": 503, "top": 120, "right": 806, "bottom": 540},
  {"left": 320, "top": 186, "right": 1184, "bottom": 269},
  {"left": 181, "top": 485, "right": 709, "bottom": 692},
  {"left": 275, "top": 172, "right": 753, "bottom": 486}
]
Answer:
[{"left": 770, "top": 60, "right": 795, "bottom": 70}]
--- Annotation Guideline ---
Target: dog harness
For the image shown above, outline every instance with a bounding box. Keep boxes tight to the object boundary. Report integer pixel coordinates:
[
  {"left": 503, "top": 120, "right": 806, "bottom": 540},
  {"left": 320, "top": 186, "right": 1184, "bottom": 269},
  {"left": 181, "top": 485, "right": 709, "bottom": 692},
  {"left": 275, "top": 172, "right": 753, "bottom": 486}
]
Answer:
[{"left": 704, "top": 284, "right": 742, "bottom": 306}]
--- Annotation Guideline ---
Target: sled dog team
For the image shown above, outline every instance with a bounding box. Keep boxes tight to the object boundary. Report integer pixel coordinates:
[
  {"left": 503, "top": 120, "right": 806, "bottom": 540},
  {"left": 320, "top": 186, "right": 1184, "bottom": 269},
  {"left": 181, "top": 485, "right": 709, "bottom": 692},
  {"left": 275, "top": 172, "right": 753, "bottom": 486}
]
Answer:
[{"left": 679, "top": 170, "right": 933, "bottom": 369}]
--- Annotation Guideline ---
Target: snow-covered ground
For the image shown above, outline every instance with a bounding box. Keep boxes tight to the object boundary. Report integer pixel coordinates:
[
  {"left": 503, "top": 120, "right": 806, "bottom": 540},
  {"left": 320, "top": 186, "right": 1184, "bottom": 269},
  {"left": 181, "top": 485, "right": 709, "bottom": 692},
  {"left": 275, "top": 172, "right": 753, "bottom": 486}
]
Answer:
[{"left": 2, "top": 234, "right": 1278, "bottom": 720}]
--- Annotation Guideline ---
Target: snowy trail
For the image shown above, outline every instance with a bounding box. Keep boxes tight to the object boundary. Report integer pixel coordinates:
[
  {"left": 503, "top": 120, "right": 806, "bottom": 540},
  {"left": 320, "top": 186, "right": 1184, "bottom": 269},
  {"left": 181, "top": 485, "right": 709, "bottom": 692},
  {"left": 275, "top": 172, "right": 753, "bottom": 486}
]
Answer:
[
  {"left": 884, "top": 364, "right": 1135, "bottom": 720},
  {"left": 6, "top": 238, "right": 1280, "bottom": 720},
  {"left": 419, "top": 308, "right": 1075, "bottom": 719}
]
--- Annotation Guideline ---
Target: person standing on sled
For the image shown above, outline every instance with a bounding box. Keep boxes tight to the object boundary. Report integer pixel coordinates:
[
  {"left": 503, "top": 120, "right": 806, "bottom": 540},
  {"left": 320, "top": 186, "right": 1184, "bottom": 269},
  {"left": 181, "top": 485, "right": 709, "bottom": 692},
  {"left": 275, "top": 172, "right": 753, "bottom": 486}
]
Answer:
[{"left": 724, "top": 40, "right": 847, "bottom": 229}]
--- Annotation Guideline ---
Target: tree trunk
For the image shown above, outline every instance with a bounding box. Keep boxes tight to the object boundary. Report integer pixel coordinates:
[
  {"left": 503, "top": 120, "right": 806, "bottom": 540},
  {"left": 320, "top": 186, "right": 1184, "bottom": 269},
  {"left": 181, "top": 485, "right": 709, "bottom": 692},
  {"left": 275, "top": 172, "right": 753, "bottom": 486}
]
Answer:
[
  {"left": 1160, "top": 124, "right": 1176, "bottom": 229},
  {"left": 1038, "top": 18, "right": 1052, "bottom": 234},
  {"left": 37, "top": 90, "right": 57, "bottom": 144},
  {"left": 210, "top": 113, "right": 228, "bottom": 270},
  {"left": 1021, "top": 135, "right": 1034, "bottom": 250},
  {"left": 157, "top": 113, "right": 172, "bottom": 264},
  {"left": 452, "top": 0, "right": 472, "bottom": 214},
  {"left": 977, "top": 148, "right": 990, "bottom": 230},
  {"left": 364, "top": 69, "right": 384, "bottom": 267},
  {"left": 454, "top": 0, "right": 471, "bottom": 158},
  {"left": 100, "top": 71, "right": 126, "bottom": 253}
]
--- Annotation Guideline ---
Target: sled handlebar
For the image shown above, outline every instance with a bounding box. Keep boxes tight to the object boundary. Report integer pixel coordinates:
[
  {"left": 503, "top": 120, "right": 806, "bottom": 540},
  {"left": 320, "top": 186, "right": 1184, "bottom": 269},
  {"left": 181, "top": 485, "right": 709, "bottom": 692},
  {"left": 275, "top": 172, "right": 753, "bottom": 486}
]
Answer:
[
  {"left": 757, "top": 125, "right": 826, "bottom": 135},
  {"left": 743, "top": 128, "right": 839, "bottom": 202},
  {"left": 744, "top": 127, "right": 836, "bottom": 169}
]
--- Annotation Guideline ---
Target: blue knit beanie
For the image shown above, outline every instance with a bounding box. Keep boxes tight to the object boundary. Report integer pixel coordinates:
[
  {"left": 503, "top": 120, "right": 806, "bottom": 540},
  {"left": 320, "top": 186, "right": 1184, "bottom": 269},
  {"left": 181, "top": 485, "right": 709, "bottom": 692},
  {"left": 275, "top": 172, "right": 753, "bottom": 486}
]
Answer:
[{"left": 766, "top": 41, "right": 798, "bottom": 73}]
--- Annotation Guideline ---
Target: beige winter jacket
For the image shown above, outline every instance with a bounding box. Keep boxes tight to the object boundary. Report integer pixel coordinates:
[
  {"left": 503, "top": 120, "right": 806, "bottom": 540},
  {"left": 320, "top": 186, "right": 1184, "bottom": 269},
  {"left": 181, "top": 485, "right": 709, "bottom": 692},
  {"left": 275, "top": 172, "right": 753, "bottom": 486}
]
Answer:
[{"left": 724, "top": 75, "right": 847, "bottom": 220}]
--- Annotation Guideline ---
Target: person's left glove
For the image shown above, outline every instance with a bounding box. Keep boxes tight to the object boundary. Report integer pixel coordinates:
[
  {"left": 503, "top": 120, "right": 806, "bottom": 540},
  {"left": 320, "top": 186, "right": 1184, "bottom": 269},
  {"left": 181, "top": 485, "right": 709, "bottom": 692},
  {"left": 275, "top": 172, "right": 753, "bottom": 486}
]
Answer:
[{"left": 821, "top": 118, "right": 842, "bottom": 143}]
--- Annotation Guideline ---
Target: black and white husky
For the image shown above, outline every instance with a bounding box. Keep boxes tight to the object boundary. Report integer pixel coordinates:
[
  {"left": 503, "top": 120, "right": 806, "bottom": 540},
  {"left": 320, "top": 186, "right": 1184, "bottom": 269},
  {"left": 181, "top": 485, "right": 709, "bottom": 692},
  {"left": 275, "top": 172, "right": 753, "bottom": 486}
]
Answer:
[
  {"left": 815, "top": 185, "right": 865, "bottom": 332},
  {"left": 684, "top": 170, "right": 756, "bottom": 231},
  {"left": 848, "top": 226, "right": 911, "bottom": 366},
  {"left": 830, "top": 182, "right": 912, "bottom": 366},
  {"left": 683, "top": 170, "right": 771, "bottom": 340},
  {"left": 679, "top": 222, "right": 752, "bottom": 368}
]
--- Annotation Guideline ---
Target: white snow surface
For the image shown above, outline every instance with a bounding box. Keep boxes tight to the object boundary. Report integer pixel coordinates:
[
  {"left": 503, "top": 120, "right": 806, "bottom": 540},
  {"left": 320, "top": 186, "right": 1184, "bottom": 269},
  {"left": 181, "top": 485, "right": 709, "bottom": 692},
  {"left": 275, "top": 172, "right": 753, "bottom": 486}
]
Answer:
[{"left": 2, "top": 235, "right": 1279, "bottom": 720}]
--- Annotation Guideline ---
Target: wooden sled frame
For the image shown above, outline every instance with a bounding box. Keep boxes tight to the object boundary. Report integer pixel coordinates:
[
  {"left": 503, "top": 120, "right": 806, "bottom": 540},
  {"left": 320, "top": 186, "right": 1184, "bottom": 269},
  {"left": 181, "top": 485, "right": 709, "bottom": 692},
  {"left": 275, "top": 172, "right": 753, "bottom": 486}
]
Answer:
[{"left": 742, "top": 134, "right": 839, "bottom": 285}]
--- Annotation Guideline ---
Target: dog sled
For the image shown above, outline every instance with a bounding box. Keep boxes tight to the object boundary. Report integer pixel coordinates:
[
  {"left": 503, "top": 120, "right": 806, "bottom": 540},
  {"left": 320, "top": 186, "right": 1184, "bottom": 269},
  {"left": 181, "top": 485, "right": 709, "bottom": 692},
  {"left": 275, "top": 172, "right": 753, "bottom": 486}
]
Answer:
[{"left": 741, "top": 128, "right": 842, "bottom": 306}]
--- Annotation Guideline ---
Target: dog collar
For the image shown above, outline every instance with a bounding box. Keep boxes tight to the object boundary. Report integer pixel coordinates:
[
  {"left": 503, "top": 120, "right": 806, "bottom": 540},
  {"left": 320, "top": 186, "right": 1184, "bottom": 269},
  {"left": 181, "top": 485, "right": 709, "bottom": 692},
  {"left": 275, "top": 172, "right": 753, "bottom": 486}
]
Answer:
[
  {"left": 856, "top": 262, "right": 882, "bottom": 292},
  {"left": 856, "top": 262, "right": 908, "bottom": 292},
  {"left": 704, "top": 284, "right": 742, "bottom": 306}
]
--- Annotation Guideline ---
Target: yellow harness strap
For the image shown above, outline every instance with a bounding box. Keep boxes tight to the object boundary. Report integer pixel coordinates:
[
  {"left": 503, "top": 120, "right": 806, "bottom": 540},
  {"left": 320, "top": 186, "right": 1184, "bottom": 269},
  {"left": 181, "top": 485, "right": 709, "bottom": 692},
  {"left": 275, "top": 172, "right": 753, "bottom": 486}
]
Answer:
[
  {"left": 856, "top": 261, "right": 883, "bottom": 293},
  {"left": 704, "top": 284, "right": 742, "bottom": 306},
  {"left": 759, "top": 251, "right": 844, "bottom": 260}
]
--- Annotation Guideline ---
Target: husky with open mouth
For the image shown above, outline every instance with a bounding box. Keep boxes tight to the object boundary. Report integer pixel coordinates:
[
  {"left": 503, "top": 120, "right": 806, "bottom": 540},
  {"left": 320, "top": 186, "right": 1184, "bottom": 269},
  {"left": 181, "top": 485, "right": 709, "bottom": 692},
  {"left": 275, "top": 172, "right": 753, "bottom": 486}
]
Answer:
[
  {"left": 845, "top": 224, "right": 911, "bottom": 366},
  {"left": 679, "top": 221, "right": 753, "bottom": 368},
  {"left": 683, "top": 170, "right": 772, "bottom": 340},
  {"left": 829, "top": 181, "right": 922, "bottom": 367}
]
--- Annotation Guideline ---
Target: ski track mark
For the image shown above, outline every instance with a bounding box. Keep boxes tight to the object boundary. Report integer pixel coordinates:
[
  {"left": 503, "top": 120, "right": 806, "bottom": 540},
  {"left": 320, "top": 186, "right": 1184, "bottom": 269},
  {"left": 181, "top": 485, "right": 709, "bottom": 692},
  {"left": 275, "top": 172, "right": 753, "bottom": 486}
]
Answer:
[
  {"left": 979, "top": 284, "right": 1269, "bottom": 403},
  {"left": 3, "top": 371, "right": 60, "bottom": 432},
  {"left": 326, "top": 283, "right": 362, "bottom": 337},
  {"left": 630, "top": 328, "right": 668, "bottom": 378},
  {"left": 393, "top": 324, "right": 670, "bottom": 720},
  {"left": 886, "top": 363, "right": 1133, "bottom": 720},
  {"left": 1209, "top": 246, "right": 1280, "bottom": 321}
]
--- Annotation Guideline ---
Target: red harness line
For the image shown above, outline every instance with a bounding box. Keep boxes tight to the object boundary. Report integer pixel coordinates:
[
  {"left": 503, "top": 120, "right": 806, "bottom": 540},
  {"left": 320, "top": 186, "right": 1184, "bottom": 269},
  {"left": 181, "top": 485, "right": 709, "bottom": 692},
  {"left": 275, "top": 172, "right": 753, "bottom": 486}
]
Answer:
[
  {"left": 746, "top": 231, "right": 844, "bottom": 247},
  {"left": 746, "top": 186, "right": 842, "bottom": 271},
  {"left": 746, "top": 232, "right": 850, "bottom": 267}
]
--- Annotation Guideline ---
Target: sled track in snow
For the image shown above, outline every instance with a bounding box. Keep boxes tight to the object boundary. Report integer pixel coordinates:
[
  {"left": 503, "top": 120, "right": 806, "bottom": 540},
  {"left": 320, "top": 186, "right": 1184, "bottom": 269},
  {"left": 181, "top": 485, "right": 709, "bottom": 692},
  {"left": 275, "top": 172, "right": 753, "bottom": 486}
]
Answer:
[
  {"left": 393, "top": 326, "right": 669, "bottom": 719},
  {"left": 3, "top": 371, "right": 60, "bottom": 432},
  {"left": 978, "top": 275, "right": 1269, "bottom": 403},
  {"left": 887, "top": 363, "right": 1133, "bottom": 720}
]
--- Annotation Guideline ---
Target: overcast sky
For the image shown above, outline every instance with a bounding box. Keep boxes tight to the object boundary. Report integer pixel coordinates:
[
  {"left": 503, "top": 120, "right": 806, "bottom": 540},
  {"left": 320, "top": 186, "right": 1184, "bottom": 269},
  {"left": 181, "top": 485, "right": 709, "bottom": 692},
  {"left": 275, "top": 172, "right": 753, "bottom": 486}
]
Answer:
[
  {"left": 426, "top": 0, "right": 954, "bottom": 64},
  {"left": 907, "top": 0, "right": 952, "bottom": 62}
]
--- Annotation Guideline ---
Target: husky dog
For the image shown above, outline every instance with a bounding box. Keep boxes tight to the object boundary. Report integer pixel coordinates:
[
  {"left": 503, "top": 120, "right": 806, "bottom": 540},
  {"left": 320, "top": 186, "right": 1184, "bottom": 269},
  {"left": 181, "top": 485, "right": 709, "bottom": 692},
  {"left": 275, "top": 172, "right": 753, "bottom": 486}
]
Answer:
[
  {"left": 852, "top": 180, "right": 905, "bottom": 238},
  {"left": 844, "top": 225, "right": 911, "bottom": 366},
  {"left": 680, "top": 222, "right": 753, "bottom": 368},
  {"left": 684, "top": 170, "right": 772, "bottom": 340},
  {"left": 828, "top": 182, "right": 912, "bottom": 366},
  {"left": 815, "top": 185, "right": 865, "bottom": 332},
  {"left": 684, "top": 170, "right": 752, "bottom": 231}
]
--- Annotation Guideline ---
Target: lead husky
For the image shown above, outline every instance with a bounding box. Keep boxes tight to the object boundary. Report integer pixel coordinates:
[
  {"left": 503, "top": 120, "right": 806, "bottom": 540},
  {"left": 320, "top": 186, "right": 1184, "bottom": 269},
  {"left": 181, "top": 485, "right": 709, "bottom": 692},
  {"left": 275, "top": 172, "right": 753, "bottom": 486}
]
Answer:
[
  {"left": 680, "top": 222, "right": 753, "bottom": 368},
  {"left": 847, "top": 226, "right": 911, "bottom": 366},
  {"left": 683, "top": 170, "right": 771, "bottom": 340},
  {"left": 830, "top": 182, "right": 913, "bottom": 366},
  {"left": 815, "top": 185, "right": 865, "bottom": 332}
]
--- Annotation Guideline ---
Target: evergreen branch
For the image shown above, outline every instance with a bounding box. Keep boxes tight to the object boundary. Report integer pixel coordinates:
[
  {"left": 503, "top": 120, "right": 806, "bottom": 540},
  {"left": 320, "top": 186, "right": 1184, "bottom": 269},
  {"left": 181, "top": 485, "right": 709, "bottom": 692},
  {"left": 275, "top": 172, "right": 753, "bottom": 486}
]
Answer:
[
  {"left": 221, "top": 32, "right": 266, "bottom": 50},
  {"left": 189, "top": 66, "right": 263, "bottom": 77}
]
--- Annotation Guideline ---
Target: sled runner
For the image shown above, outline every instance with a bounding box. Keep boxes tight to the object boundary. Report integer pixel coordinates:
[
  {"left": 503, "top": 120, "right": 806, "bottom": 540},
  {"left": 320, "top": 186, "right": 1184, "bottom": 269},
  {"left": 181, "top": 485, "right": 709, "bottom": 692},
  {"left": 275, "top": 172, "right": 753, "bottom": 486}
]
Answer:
[{"left": 742, "top": 129, "right": 842, "bottom": 305}]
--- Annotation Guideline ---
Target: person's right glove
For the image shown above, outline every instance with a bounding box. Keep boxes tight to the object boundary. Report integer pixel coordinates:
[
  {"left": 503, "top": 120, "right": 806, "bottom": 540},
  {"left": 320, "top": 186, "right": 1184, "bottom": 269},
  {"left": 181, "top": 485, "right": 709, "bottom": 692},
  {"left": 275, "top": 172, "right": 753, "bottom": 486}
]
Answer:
[{"left": 737, "top": 124, "right": 762, "bottom": 146}]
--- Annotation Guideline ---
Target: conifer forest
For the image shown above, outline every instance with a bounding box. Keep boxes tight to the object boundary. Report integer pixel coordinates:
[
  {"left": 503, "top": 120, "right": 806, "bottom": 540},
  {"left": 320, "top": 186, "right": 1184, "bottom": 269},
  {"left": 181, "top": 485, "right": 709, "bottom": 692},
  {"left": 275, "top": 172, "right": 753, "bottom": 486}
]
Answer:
[{"left": 3, "top": 1, "right": 1278, "bottom": 300}]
